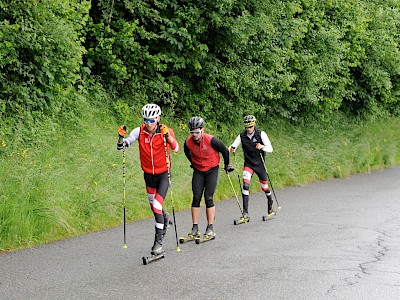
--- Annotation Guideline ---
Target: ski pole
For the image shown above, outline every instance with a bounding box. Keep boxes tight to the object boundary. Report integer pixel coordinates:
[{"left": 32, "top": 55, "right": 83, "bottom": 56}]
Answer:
[
  {"left": 122, "top": 144, "right": 127, "bottom": 249},
  {"left": 163, "top": 136, "right": 181, "bottom": 252},
  {"left": 232, "top": 151, "right": 244, "bottom": 197},
  {"left": 260, "top": 153, "right": 281, "bottom": 210},
  {"left": 237, "top": 174, "right": 242, "bottom": 195},
  {"left": 226, "top": 171, "right": 243, "bottom": 215}
]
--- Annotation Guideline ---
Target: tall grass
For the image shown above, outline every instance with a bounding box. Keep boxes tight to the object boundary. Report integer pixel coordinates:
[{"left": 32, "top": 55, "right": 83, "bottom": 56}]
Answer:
[{"left": 1, "top": 113, "right": 399, "bottom": 251}]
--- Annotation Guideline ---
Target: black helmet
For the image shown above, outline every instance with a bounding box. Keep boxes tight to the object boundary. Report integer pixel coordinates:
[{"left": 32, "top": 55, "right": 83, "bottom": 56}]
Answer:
[
  {"left": 243, "top": 115, "right": 256, "bottom": 127},
  {"left": 188, "top": 116, "right": 205, "bottom": 130}
]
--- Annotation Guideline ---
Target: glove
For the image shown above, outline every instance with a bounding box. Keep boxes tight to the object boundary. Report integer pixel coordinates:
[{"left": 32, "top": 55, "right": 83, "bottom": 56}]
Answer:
[
  {"left": 118, "top": 125, "right": 126, "bottom": 140},
  {"left": 229, "top": 146, "right": 235, "bottom": 153},
  {"left": 159, "top": 124, "right": 170, "bottom": 138},
  {"left": 224, "top": 164, "right": 234, "bottom": 173},
  {"left": 255, "top": 143, "right": 264, "bottom": 151}
]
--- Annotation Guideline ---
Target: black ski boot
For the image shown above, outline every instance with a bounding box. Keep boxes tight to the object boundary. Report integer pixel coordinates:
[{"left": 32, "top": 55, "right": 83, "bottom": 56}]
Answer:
[
  {"left": 162, "top": 212, "right": 169, "bottom": 238},
  {"left": 143, "top": 228, "right": 166, "bottom": 264},
  {"left": 151, "top": 229, "right": 163, "bottom": 255},
  {"left": 267, "top": 197, "right": 275, "bottom": 216}
]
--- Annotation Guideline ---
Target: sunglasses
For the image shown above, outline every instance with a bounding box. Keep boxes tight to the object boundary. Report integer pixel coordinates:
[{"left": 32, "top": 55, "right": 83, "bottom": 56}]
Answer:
[
  {"left": 190, "top": 130, "right": 201, "bottom": 135},
  {"left": 245, "top": 125, "right": 254, "bottom": 129},
  {"left": 144, "top": 118, "right": 157, "bottom": 124}
]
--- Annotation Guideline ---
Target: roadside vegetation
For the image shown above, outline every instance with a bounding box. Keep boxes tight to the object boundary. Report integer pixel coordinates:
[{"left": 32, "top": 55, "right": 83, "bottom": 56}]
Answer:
[
  {"left": 1, "top": 112, "right": 399, "bottom": 251},
  {"left": 1, "top": 0, "right": 400, "bottom": 251}
]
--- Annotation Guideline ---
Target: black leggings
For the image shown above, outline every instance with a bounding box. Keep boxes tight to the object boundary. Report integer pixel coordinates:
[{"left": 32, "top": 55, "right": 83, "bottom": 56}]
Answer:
[{"left": 192, "top": 166, "right": 219, "bottom": 208}]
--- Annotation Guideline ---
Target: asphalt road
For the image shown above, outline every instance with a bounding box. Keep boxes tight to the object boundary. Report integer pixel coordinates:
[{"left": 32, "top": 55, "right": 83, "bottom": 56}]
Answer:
[{"left": 1, "top": 166, "right": 400, "bottom": 300}]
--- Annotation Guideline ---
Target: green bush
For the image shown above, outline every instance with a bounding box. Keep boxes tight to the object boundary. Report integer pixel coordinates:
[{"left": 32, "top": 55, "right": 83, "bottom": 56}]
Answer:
[{"left": 0, "top": 0, "right": 90, "bottom": 146}]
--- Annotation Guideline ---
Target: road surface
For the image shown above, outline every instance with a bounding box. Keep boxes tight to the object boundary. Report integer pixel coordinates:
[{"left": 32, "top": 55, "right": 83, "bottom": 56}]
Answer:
[{"left": 1, "top": 166, "right": 400, "bottom": 299}]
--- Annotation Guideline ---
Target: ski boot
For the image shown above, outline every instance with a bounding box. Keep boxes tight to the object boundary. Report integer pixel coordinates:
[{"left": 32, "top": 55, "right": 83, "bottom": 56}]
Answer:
[
  {"left": 143, "top": 229, "right": 165, "bottom": 265},
  {"left": 151, "top": 229, "right": 164, "bottom": 255},
  {"left": 234, "top": 211, "right": 250, "bottom": 225},
  {"left": 179, "top": 226, "right": 200, "bottom": 244},
  {"left": 262, "top": 200, "right": 276, "bottom": 221},
  {"left": 268, "top": 198, "right": 276, "bottom": 216},
  {"left": 204, "top": 226, "right": 216, "bottom": 238},
  {"left": 195, "top": 225, "right": 216, "bottom": 244},
  {"left": 144, "top": 235, "right": 165, "bottom": 265},
  {"left": 162, "top": 212, "right": 169, "bottom": 238}
]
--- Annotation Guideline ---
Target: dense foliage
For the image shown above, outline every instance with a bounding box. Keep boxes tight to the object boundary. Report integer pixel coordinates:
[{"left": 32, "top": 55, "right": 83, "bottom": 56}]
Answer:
[
  {"left": 1, "top": 0, "right": 400, "bottom": 143},
  {"left": 84, "top": 0, "right": 400, "bottom": 124},
  {"left": 0, "top": 0, "right": 91, "bottom": 147}
]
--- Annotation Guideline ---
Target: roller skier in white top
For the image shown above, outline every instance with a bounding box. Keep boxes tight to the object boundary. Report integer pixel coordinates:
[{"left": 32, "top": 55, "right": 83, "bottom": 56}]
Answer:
[{"left": 229, "top": 115, "right": 274, "bottom": 220}]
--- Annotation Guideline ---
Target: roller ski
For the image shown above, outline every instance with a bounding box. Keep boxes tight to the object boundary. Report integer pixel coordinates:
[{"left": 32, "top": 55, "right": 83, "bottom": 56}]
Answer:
[
  {"left": 143, "top": 227, "right": 165, "bottom": 265},
  {"left": 262, "top": 201, "right": 276, "bottom": 221},
  {"left": 262, "top": 210, "right": 276, "bottom": 221},
  {"left": 195, "top": 226, "right": 216, "bottom": 244},
  {"left": 234, "top": 212, "right": 250, "bottom": 225},
  {"left": 179, "top": 226, "right": 200, "bottom": 244},
  {"left": 142, "top": 252, "right": 165, "bottom": 265},
  {"left": 179, "top": 233, "right": 200, "bottom": 244}
]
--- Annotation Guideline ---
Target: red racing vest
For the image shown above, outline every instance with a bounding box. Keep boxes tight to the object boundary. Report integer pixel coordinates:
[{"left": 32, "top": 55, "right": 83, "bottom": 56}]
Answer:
[
  {"left": 185, "top": 133, "right": 220, "bottom": 172},
  {"left": 138, "top": 124, "right": 176, "bottom": 174}
]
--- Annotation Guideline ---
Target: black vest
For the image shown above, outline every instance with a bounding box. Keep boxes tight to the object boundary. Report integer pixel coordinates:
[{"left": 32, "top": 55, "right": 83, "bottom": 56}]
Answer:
[{"left": 240, "top": 128, "right": 265, "bottom": 166}]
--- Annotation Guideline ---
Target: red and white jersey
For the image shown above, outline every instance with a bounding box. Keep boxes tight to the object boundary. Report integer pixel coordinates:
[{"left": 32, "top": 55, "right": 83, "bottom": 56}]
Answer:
[{"left": 125, "top": 124, "right": 179, "bottom": 174}]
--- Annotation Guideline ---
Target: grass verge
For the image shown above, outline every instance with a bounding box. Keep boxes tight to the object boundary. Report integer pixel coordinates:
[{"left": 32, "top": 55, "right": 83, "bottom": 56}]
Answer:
[{"left": 1, "top": 113, "right": 399, "bottom": 251}]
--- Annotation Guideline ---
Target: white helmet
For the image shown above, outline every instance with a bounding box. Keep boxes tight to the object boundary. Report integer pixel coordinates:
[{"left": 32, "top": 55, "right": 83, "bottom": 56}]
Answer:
[{"left": 141, "top": 104, "right": 161, "bottom": 118}]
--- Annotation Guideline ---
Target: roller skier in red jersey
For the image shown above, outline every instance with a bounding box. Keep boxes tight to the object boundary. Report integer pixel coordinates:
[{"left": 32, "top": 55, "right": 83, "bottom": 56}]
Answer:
[
  {"left": 183, "top": 116, "right": 234, "bottom": 241},
  {"left": 117, "top": 104, "right": 179, "bottom": 255}
]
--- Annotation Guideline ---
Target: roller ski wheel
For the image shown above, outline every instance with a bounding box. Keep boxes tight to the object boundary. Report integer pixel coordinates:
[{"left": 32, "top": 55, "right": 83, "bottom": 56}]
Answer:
[
  {"left": 195, "top": 234, "right": 216, "bottom": 244},
  {"left": 262, "top": 211, "right": 276, "bottom": 221},
  {"left": 179, "top": 233, "right": 200, "bottom": 244},
  {"left": 142, "top": 251, "right": 165, "bottom": 265},
  {"left": 233, "top": 216, "right": 250, "bottom": 225}
]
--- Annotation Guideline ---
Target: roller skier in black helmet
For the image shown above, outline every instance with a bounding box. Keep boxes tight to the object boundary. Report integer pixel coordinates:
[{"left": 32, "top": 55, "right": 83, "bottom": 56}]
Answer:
[{"left": 183, "top": 116, "right": 234, "bottom": 242}]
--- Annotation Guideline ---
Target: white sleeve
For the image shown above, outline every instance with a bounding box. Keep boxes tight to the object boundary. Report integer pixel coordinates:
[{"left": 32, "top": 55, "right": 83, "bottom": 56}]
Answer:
[
  {"left": 229, "top": 135, "right": 242, "bottom": 152},
  {"left": 124, "top": 127, "right": 141, "bottom": 147},
  {"left": 260, "top": 131, "right": 273, "bottom": 153}
]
